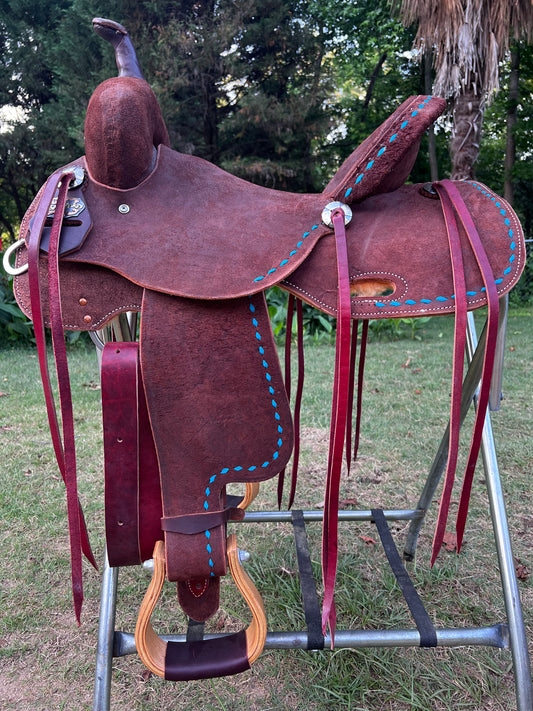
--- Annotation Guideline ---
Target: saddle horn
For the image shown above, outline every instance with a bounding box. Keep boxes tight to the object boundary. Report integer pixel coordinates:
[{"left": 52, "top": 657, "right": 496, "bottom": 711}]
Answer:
[{"left": 85, "top": 21, "right": 170, "bottom": 189}]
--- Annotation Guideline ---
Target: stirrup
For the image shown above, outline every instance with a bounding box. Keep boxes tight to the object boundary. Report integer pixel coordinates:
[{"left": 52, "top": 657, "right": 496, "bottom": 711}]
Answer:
[
  {"left": 135, "top": 535, "right": 267, "bottom": 680},
  {"left": 238, "top": 482, "right": 260, "bottom": 510}
]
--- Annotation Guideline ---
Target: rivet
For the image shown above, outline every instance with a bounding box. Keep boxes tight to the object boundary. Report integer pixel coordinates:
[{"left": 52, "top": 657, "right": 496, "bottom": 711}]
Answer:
[
  {"left": 79, "top": 297, "right": 87, "bottom": 306},
  {"left": 83, "top": 314, "right": 92, "bottom": 323},
  {"left": 118, "top": 203, "right": 130, "bottom": 214}
]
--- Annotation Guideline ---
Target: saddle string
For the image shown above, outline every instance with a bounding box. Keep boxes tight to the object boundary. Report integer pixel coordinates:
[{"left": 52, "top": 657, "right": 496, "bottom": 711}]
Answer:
[
  {"left": 321, "top": 207, "right": 353, "bottom": 643},
  {"left": 27, "top": 172, "right": 97, "bottom": 623},
  {"left": 431, "top": 180, "right": 499, "bottom": 564},
  {"left": 442, "top": 182, "right": 499, "bottom": 552},
  {"left": 277, "top": 294, "right": 295, "bottom": 508},
  {"left": 277, "top": 295, "right": 305, "bottom": 510},
  {"left": 288, "top": 298, "right": 304, "bottom": 510},
  {"left": 345, "top": 319, "right": 369, "bottom": 475}
]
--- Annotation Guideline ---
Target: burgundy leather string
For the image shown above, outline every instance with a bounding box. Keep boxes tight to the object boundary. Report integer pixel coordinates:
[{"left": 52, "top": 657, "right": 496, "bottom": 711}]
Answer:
[
  {"left": 321, "top": 208, "right": 352, "bottom": 643},
  {"left": 353, "top": 320, "right": 369, "bottom": 462},
  {"left": 430, "top": 184, "right": 468, "bottom": 566},
  {"left": 345, "top": 319, "right": 369, "bottom": 473},
  {"left": 432, "top": 180, "right": 499, "bottom": 563},
  {"left": 437, "top": 181, "right": 499, "bottom": 552},
  {"left": 277, "top": 294, "right": 295, "bottom": 508},
  {"left": 288, "top": 298, "right": 304, "bottom": 509},
  {"left": 27, "top": 171, "right": 97, "bottom": 623},
  {"left": 345, "top": 320, "right": 358, "bottom": 474}
]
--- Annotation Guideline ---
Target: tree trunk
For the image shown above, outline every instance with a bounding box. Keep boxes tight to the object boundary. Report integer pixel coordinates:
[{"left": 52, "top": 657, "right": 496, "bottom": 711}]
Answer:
[
  {"left": 449, "top": 85, "right": 484, "bottom": 180},
  {"left": 424, "top": 47, "right": 438, "bottom": 181},
  {"left": 504, "top": 44, "right": 520, "bottom": 205}
]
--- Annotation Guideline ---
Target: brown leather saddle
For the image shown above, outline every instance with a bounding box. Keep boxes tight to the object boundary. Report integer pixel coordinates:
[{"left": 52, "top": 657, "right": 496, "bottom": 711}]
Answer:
[{"left": 6, "top": 19, "right": 525, "bottom": 682}]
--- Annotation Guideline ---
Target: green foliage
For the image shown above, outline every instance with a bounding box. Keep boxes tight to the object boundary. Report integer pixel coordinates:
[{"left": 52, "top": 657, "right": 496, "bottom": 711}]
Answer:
[{"left": 0, "top": 272, "right": 33, "bottom": 345}]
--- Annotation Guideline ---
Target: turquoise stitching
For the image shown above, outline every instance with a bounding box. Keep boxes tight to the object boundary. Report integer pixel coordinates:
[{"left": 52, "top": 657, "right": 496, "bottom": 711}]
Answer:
[
  {"left": 253, "top": 225, "right": 319, "bottom": 283},
  {"left": 201, "top": 298, "right": 286, "bottom": 573},
  {"left": 374, "top": 181, "right": 516, "bottom": 310},
  {"left": 344, "top": 96, "right": 433, "bottom": 199},
  {"left": 253, "top": 97, "right": 435, "bottom": 283}
]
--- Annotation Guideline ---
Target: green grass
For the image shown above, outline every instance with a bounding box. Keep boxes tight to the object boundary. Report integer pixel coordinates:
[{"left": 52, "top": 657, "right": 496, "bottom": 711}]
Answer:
[{"left": 0, "top": 309, "right": 531, "bottom": 710}]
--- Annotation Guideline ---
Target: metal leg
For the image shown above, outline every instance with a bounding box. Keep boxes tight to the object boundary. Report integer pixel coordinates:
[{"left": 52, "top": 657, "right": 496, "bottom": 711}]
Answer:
[
  {"left": 466, "top": 312, "right": 533, "bottom": 711},
  {"left": 92, "top": 554, "right": 119, "bottom": 711}
]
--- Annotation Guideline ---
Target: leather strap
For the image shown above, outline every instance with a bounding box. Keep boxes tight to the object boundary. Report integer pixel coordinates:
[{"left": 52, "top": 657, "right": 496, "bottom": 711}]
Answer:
[
  {"left": 321, "top": 208, "right": 352, "bottom": 642},
  {"left": 438, "top": 181, "right": 499, "bottom": 551},
  {"left": 27, "top": 171, "right": 97, "bottom": 623},
  {"left": 288, "top": 298, "right": 304, "bottom": 509},
  {"left": 161, "top": 507, "right": 245, "bottom": 535},
  {"left": 346, "top": 319, "right": 368, "bottom": 472},
  {"left": 102, "top": 341, "right": 162, "bottom": 566},
  {"left": 430, "top": 183, "right": 468, "bottom": 566},
  {"left": 432, "top": 180, "right": 499, "bottom": 562}
]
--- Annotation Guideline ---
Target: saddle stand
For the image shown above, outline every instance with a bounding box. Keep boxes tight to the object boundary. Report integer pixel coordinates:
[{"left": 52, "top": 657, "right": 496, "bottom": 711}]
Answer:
[{"left": 4, "top": 18, "right": 531, "bottom": 711}]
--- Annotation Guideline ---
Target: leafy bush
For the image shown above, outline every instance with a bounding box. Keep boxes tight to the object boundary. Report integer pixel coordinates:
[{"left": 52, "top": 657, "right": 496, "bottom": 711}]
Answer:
[{"left": 0, "top": 271, "right": 34, "bottom": 345}]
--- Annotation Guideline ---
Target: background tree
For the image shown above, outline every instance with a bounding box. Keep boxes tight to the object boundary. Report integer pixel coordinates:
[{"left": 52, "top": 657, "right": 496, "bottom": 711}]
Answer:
[{"left": 394, "top": 0, "right": 533, "bottom": 181}]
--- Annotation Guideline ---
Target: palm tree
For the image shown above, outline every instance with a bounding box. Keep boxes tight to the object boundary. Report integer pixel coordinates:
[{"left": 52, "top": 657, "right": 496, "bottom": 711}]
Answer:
[{"left": 394, "top": 0, "right": 533, "bottom": 181}]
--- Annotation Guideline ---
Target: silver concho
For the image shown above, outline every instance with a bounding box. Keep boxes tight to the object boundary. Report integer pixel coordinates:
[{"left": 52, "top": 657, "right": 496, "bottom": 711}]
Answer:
[
  {"left": 321, "top": 201, "right": 352, "bottom": 228},
  {"left": 61, "top": 165, "right": 86, "bottom": 189}
]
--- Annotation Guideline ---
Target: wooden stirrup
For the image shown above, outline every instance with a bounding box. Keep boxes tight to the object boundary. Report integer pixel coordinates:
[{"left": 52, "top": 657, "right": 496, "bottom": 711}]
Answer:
[
  {"left": 238, "top": 482, "right": 260, "bottom": 510},
  {"left": 134, "top": 535, "right": 267, "bottom": 680}
]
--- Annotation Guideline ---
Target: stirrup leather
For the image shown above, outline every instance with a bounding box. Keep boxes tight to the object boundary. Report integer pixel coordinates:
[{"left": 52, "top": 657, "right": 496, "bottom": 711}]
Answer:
[{"left": 135, "top": 535, "right": 267, "bottom": 680}]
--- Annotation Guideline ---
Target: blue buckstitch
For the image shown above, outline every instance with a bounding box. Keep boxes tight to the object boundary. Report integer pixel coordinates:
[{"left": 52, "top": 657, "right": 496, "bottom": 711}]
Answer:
[
  {"left": 421, "top": 299, "right": 432, "bottom": 304},
  {"left": 355, "top": 175, "right": 363, "bottom": 184},
  {"left": 389, "top": 133, "right": 397, "bottom": 142},
  {"left": 405, "top": 299, "right": 417, "bottom": 305},
  {"left": 436, "top": 296, "right": 448, "bottom": 302},
  {"left": 377, "top": 147, "right": 386, "bottom": 157},
  {"left": 345, "top": 188, "right": 352, "bottom": 198},
  {"left": 366, "top": 160, "right": 374, "bottom": 170},
  {"left": 201, "top": 300, "right": 288, "bottom": 573},
  {"left": 400, "top": 121, "right": 408, "bottom": 129},
  {"left": 253, "top": 225, "right": 320, "bottom": 283},
  {"left": 411, "top": 110, "right": 418, "bottom": 117}
]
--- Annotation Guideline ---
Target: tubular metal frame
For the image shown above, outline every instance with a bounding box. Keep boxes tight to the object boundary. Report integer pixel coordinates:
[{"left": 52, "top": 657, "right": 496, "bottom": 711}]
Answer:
[{"left": 92, "top": 306, "right": 532, "bottom": 711}]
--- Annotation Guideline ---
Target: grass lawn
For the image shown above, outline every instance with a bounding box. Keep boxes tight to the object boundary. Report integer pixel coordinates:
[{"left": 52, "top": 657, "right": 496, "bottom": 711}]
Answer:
[{"left": 0, "top": 308, "right": 531, "bottom": 710}]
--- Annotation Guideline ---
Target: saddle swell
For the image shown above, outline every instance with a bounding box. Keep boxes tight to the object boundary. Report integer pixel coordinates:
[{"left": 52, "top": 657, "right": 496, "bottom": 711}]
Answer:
[{"left": 7, "top": 44, "right": 526, "bottom": 678}]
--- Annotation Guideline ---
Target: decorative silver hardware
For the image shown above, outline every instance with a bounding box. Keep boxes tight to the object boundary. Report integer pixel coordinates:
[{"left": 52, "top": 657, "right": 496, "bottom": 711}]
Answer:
[
  {"left": 61, "top": 165, "right": 86, "bottom": 189},
  {"left": 419, "top": 182, "right": 439, "bottom": 200},
  {"left": 321, "top": 201, "right": 352, "bottom": 228},
  {"left": 238, "top": 550, "right": 251, "bottom": 564},
  {"left": 47, "top": 196, "right": 86, "bottom": 219},
  {"left": 118, "top": 204, "right": 130, "bottom": 214},
  {"left": 2, "top": 238, "right": 28, "bottom": 275}
]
